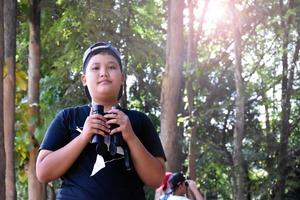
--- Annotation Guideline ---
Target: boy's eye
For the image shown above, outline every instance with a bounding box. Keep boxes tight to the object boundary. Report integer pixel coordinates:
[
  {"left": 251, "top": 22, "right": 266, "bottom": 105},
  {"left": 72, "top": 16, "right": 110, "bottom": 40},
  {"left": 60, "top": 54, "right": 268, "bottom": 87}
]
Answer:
[
  {"left": 108, "top": 65, "right": 116, "bottom": 69},
  {"left": 91, "top": 66, "right": 99, "bottom": 70}
]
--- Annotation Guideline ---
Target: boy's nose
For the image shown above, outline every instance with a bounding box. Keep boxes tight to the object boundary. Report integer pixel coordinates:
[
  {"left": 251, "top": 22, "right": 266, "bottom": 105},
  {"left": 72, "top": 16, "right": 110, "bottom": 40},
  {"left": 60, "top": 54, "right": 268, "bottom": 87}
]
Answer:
[{"left": 100, "top": 68, "right": 109, "bottom": 77}]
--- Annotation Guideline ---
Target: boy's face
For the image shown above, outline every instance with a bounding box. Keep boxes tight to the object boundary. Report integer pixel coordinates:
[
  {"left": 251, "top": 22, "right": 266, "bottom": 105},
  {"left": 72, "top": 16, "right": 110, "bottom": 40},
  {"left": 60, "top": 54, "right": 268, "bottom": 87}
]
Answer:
[{"left": 81, "top": 53, "right": 124, "bottom": 102}]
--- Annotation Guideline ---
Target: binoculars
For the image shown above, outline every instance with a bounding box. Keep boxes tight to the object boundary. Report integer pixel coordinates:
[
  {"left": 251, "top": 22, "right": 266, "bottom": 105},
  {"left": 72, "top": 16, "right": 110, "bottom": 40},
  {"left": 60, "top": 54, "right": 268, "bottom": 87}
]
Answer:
[{"left": 90, "top": 104, "right": 131, "bottom": 170}]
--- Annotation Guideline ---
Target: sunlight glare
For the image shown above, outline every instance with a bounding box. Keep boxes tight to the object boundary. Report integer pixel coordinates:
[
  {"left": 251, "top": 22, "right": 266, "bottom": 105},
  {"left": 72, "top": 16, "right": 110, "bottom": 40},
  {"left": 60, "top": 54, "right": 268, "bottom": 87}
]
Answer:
[{"left": 196, "top": 0, "right": 229, "bottom": 33}]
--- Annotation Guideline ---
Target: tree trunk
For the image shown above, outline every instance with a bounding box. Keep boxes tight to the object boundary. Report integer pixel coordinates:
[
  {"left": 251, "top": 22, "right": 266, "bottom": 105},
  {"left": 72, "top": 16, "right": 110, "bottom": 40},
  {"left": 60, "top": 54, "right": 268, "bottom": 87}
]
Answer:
[
  {"left": 186, "top": 0, "right": 209, "bottom": 180},
  {"left": 230, "top": 1, "right": 246, "bottom": 199},
  {"left": 186, "top": 0, "right": 197, "bottom": 180},
  {"left": 160, "top": 0, "right": 184, "bottom": 171},
  {"left": 27, "top": 0, "right": 46, "bottom": 199},
  {"left": 274, "top": 1, "right": 295, "bottom": 199},
  {"left": 4, "top": 0, "right": 17, "bottom": 199},
  {"left": 263, "top": 92, "right": 275, "bottom": 171},
  {"left": 119, "top": 0, "right": 130, "bottom": 109},
  {"left": 0, "top": 0, "right": 6, "bottom": 198}
]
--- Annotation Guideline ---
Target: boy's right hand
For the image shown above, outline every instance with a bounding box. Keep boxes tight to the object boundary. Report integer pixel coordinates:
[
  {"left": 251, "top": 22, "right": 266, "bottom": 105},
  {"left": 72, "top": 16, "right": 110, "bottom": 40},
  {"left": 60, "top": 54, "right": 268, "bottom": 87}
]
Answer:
[{"left": 81, "top": 108, "right": 110, "bottom": 141}]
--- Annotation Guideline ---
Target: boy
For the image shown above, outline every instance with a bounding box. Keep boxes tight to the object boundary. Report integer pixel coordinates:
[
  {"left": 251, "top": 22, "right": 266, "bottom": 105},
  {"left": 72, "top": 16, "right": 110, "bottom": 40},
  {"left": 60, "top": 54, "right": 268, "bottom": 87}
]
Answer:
[{"left": 36, "top": 42, "right": 166, "bottom": 200}]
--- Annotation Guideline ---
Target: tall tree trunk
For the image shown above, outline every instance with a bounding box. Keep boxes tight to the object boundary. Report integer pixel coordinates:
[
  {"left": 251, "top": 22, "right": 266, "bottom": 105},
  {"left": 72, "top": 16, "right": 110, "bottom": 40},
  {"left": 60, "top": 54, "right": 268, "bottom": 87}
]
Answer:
[
  {"left": 27, "top": 0, "right": 46, "bottom": 199},
  {"left": 186, "top": 0, "right": 209, "bottom": 180},
  {"left": 0, "top": 0, "right": 6, "bottom": 198},
  {"left": 160, "top": 0, "right": 184, "bottom": 171},
  {"left": 263, "top": 92, "right": 275, "bottom": 171},
  {"left": 230, "top": 1, "right": 246, "bottom": 199},
  {"left": 274, "top": 1, "right": 295, "bottom": 199},
  {"left": 4, "top": 0, "right": 17, "bottom": 199},
  {"left": 186, "top": 0, "right": 197, "bottom": 180},
  {"left": 119, "top": 0, "right": 130, "bottom": 109}
]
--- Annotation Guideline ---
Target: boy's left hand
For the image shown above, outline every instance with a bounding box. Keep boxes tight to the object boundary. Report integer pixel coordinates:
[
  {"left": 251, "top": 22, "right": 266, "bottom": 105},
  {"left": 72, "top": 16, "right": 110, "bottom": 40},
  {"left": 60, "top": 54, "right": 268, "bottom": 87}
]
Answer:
[{"left": 104, "top": 108, "right": 135, "bottom": 142}]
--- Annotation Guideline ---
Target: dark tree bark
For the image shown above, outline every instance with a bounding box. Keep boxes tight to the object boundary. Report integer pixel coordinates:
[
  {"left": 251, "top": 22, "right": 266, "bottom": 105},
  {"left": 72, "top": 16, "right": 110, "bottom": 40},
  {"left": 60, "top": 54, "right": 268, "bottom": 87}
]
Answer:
[
  {"left": 0, "top": 0, "right": 6, "bottom": 198},
  {"left": 4, "top": 0, "right": 17, "bottom": 199},
  {"left": 274, "top": 0, "right": 297, "bottom": 199},
  {"left": 119, "top": 0, "right": 130, "bottom": 109},
  {"left": 27, "top": 0, "right": 46, "bottom": 199},
  {"left": 160, "top": 0, "right": 184, "bottom": 171},
  {"left": 230, "top": 0, "right": 246, "bottom": 199}
]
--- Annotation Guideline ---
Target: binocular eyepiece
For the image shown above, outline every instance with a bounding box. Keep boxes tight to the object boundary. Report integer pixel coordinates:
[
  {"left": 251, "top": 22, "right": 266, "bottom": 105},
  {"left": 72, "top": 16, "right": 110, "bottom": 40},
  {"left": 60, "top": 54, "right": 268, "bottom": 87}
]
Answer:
[{"left": 90, "top": 104, "right": 131, "bottom": 170}]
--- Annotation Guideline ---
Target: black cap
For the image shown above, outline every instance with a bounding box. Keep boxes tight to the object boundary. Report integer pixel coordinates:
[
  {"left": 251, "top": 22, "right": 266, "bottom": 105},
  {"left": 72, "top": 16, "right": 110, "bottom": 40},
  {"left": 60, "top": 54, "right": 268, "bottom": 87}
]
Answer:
[
  {"left": 82, "top": 42, "right": 122, "bottom": 73},
  {"left": 168, "top": 172, "right": 186, "bottom": 190}
]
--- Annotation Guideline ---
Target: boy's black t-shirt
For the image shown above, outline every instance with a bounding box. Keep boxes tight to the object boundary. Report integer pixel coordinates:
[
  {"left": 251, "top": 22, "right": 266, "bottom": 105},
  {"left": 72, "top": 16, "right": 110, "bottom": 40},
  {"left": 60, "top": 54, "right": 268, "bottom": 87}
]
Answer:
[{"left": 40, "top": 105, "right": 166, "bottom": 200}]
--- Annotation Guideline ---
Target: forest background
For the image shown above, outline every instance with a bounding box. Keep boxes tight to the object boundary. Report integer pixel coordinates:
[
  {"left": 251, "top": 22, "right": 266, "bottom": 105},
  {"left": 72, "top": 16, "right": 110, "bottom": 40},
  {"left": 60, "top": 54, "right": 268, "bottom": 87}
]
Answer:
[{"left": 0, "top": 0, "right": 300, "bottom": 200}]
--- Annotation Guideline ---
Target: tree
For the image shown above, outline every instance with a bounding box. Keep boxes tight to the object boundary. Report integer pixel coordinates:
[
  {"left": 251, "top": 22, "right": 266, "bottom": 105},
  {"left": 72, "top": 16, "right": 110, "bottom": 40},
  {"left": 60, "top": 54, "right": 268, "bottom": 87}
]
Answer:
[
  {"left": 0, "top": 0, "right": 6, "bottom": 197},
  {"left": 160, "top": 0, "right": 184, "bottom": 171},
  {"left": 230, "top": 0, "right": 246, "bottom": 199},
  {"left": 27, "top": 0, "right": 46, "bottom": 199},
  {"left": 186, "top": 0, "right": 198, "bottom": 180},
  {"left": 4, "top": 0, "right": 17, "bottom": 199},
  {"left": 274, "top": 0, "right": 299, "bottom": 199},
  {"left": 186, "top": 0, "right": 209, "bottom": 180}
]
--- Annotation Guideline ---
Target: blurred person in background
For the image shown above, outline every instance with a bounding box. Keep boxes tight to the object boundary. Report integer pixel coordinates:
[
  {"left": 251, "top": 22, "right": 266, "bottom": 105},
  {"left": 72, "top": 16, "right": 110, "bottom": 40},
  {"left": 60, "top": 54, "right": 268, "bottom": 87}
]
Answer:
[
  {"left": 155, "top": 172, "right": 173, "bottom": 200},
  {"left": 160, "top": 172, "right": 204, "bottom": 200}
]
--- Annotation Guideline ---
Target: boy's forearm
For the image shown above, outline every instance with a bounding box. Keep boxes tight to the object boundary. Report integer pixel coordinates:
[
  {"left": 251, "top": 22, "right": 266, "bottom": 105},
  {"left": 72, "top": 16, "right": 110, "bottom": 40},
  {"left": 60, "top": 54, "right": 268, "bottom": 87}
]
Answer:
[{"left": 127, "top": 134, "right": 165, "bottom": 188}]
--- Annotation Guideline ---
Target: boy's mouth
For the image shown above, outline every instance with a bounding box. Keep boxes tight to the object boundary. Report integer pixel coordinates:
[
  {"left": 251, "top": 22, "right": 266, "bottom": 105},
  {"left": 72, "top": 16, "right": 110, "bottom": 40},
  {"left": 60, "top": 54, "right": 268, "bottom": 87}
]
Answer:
[{"left": 98, "top": 79, "right": 112, "bottom": 85}]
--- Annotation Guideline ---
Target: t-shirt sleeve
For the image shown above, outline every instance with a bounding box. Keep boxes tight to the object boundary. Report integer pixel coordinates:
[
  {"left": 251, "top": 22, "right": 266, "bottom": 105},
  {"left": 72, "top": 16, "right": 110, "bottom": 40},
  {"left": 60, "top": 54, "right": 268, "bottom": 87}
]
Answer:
[
  {"left": 40, "top": 109, "right": 70, "bottom": 151},
  {"left": 138, "top": 112, "right": 166, "bottom": 161}
]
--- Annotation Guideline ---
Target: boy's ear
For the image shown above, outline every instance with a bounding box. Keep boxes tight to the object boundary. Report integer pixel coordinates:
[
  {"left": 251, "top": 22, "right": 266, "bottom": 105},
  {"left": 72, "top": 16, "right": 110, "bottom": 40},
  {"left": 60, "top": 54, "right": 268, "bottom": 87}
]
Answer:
[{"left": 81, "top": 74, "right": 87, "bottom": 86}]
